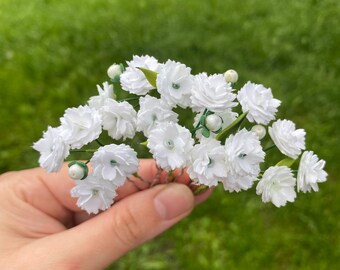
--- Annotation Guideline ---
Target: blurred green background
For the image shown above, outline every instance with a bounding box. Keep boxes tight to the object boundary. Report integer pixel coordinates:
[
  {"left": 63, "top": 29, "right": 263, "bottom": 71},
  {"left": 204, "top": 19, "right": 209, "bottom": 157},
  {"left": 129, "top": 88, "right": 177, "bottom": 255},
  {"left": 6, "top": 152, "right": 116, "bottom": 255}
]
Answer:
[{"left": 1, "top": 0, "right": 339, "bottom": 269}]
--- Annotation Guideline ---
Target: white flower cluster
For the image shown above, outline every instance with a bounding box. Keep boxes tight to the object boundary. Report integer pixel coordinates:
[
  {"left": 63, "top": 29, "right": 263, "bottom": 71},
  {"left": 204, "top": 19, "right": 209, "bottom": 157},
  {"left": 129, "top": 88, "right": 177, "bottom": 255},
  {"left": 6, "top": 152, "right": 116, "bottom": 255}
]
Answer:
[{"left": 34, "top": 54, "right": 327, "bottom": 213}]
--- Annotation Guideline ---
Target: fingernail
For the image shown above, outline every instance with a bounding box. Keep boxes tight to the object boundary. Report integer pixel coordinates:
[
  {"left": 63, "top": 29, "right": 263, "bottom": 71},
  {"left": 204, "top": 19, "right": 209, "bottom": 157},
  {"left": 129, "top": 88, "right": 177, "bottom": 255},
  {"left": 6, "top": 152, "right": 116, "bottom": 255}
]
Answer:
[{"left": 154, "top": 184, "right": 194, "bottom": 220}]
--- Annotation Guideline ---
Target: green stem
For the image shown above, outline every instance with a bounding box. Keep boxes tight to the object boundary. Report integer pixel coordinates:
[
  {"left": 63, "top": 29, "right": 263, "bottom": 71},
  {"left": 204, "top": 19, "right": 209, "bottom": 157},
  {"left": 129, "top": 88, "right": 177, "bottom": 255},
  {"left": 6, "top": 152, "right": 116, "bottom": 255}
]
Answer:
[
  {"left": 70, "top": 149, "right": 97, "bottom": 153},
  {"left": 264, "top": 144, "right": 277, "bottom": 152},
  {"left": 96, "top": 139, "right": 104, "bottom": 146},
  {"left": 216, "top": 111, "right": 248, "bottom": 142},
  {"left": 193, "top": 185, "right": 209, "bottom": 195},
  {"left": 121, "top": 97, "right": 139, "bottom": 102}
]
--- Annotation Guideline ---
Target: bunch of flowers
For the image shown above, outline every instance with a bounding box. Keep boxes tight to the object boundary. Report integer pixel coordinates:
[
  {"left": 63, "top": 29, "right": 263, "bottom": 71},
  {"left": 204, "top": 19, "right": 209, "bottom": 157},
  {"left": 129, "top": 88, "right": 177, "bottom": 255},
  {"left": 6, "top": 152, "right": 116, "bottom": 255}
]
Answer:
[{"left": 33, "top": 55, "right": 327, "bottom": 214}]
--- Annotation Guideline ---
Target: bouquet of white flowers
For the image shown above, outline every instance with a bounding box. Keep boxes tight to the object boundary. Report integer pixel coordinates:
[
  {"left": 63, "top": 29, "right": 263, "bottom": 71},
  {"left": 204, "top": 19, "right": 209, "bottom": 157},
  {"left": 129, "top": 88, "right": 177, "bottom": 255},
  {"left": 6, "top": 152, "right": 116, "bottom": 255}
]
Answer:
[{"left": 33, "top": 55, "right": 327, "bottom": 214}]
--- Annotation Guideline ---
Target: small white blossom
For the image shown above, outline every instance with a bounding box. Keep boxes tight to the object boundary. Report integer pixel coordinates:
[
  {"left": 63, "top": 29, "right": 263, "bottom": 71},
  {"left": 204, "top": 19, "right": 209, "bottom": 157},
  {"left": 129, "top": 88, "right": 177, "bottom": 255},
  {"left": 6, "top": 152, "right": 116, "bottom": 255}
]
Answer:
[
  {"left": 221, "top": 174, "right": 256, "bottom": 193},
  {"left": 71, "top": 175, "right": 117, "bottom": 214},
  {"left": 59, "top": 105, "right": 102, "bottom": 149},
  {"left": 187, "top": 138, "right": 228, "bottom": 187},
  {"left": 269, "top": 119, "right": 306, "bottom": 159},
  {"left": 224, "top": 69, "right": 238, "bottom": 83},
  {"left": 297, "top": 151, "right": 327, "bottom": 192},
  {"left": 88, "top": 82, "right": 115, "bottom": 110},
  {"left": 223, "top": 129, "right": 265, "bottom": 192},
  {"left": 237, "top": 81, "right": 281, "bottom": 125},
  {"left": 33, "top": 126, "right": 70, "bottom": 172},
  {"left": 157, "top": 60, "right": 193, "bottom": 108},
  {"left": 101, "top": 99, "right": 137, "bottom": 140},
  {"left": 90, "top": 144, "right": 139, "bottom": 186},
  {"left": 107, "top": 64, "right": 122, "bottom": 79},
  {"left": 137, "top": 95, "right": 178, "bottom": 136},
  {"left": 194, "top": 110, "right": 238, "bottom": 140},
  {"left": 251, "top": 124, "right": 266, "bottom": 140},
  {"left": 148, "top": 122, "right": 194, "bottom": 170},
  {"left": 191, "top": 73, "right": 237, "bottom": 113},
  {"left": 256, "top": 166, "right": 297, "bottom": 207},
  {"left": 120, "top": 55, "right": 160, "bottom": 95}
]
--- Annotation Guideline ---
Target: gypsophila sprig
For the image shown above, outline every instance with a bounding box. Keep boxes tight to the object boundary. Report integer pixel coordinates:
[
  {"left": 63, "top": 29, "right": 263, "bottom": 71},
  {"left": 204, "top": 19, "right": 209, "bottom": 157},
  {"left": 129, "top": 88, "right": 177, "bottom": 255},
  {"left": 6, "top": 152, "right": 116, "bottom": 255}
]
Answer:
[{"left": 33, "top": 55, "right": 328, "bottom": 213}]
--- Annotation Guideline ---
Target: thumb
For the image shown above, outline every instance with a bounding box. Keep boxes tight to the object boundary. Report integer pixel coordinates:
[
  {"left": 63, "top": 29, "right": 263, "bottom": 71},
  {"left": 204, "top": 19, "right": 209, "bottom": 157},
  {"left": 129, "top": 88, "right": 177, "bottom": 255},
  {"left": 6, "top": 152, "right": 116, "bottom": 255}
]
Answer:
[{"left": 37, "top": 183, "right": 194, "bottom": 269}]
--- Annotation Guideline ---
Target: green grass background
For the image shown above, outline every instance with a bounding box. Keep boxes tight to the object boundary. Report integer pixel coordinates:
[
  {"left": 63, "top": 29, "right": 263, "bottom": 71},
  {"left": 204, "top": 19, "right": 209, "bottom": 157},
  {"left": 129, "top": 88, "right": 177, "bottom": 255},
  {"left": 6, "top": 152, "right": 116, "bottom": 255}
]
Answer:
[{"left": 0, "top": 0, "right": 339, "bottom": 269}]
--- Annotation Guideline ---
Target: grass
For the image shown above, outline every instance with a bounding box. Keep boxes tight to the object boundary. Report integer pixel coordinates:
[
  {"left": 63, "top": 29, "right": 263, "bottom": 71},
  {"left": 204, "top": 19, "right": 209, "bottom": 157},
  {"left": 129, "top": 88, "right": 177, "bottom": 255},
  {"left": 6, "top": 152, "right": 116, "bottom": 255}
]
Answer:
[{"left": 0, "top": 0, "right": 339, "bottom": 269}]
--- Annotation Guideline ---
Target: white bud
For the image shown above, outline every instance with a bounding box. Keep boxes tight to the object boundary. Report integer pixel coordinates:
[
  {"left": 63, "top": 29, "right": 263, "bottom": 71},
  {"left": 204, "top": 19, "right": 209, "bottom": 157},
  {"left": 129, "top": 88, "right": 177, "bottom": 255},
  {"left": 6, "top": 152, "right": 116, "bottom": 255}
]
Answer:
[
  {"left": 224, "top": 69, "right": 238, "bottom": 83},
  {"left": 107, "top": 64, "right": 122, "bottom": 79},
  {"left": 68, "top": 164, "right": 85, "bottom": 180},
  {"left": 251, "top": 124, "right": 266, "bottom": 140},
  {"left": 205, "top": 114, "right": 223, "bottom": 132}
]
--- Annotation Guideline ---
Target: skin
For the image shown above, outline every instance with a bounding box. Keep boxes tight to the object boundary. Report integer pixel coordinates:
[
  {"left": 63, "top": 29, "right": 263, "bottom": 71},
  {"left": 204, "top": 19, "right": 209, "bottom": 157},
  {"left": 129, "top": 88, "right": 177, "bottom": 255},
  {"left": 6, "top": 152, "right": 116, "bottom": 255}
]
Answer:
[{"left": 0, "top": 159, "right": 211, "bottom": 269}]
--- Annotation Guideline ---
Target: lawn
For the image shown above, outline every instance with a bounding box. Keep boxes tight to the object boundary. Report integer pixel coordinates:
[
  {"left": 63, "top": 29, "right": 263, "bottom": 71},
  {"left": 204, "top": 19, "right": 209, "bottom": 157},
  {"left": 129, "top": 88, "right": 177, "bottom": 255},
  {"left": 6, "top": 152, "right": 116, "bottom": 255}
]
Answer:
[{"left": 0, "top": 0, "right": 339, "bottom": 269}]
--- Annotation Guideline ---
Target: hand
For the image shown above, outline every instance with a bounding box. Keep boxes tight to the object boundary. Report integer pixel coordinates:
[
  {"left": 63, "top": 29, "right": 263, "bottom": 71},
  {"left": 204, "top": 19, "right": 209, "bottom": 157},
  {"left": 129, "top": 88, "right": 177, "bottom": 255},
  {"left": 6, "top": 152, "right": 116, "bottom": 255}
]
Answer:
[{"left": 0, "top": 160, "right": 211, "bottom": 269}]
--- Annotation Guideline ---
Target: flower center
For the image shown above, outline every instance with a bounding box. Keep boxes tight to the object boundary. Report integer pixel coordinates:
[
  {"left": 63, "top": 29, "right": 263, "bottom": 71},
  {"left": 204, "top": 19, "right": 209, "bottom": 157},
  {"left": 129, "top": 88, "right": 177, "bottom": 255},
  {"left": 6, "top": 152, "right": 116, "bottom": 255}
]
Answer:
[
  {"left": 238, "top": 153, "right": 247, "bottom": 159},
  {"left": 110, "top": 160, "right": 118, "bottom": 166},
  {"left": 172, "top": 83, "right": 180, "bottom": 90},
  {"left": 92, "top": 189, "right": 99, "bottom": 196},
  {"left": 164, "top": 139, "right": 175, "bottom": 150},
  {"left": 152, "top": 114, "right": 158, "bottom": 121},
  {"left": 207, "top": 158, "right": 214, "bottom": 168}
]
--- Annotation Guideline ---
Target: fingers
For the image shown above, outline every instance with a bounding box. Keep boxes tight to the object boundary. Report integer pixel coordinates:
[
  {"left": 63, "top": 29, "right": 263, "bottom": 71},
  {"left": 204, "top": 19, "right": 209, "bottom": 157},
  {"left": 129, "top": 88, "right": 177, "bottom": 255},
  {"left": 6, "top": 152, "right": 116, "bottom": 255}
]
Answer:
[
  {"left": 20, "top": 159, "right": 197, "bottom": 212},
  {"left": 15, "top": 159, "right": 212, "bottom": 229},
  {"left": 30, "top": 183, "right": 195, "bottom": 269}
]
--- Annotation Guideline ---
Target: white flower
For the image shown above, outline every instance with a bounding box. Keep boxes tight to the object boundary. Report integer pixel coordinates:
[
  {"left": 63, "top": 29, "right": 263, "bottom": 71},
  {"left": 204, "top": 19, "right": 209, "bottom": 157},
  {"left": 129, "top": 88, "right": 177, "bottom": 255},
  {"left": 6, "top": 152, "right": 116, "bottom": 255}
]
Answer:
[
  {"left": 120, "top": 55, "right": 160, "bottom": 95},
  {"left": 194, "top": 110, "right": 238, "bottom": 139},
  {"left": 223, "top": 128, "right": 265, "bottom": 192},
  {"left": 88, "top": 82, "right": 115, "bottom": 110},
  {"left": 269, "top": 119, "right": 306, "bottom": 159},
  {"left": 221, "top": 174, "right": 256, "bottom": 193},
  {"left": 237, "top": 81, "right": 281, "bottom": 125},
  {"left": 101, "top": 99, "right": 137, "bottom": 140},
  {"left": 71, "top": 175, "right": 117, "bottom": 214},
  {"left": 33, "top": 126, "right": 70, "bottom": 172},
  {"left": 148, "top": 122, "right": 194, "bottom": 170},
  {"left": 156, "top": 60, "right": 193, "bottom": 108},
  {"left": 107, "top": 64, "right": 123, "bottom": 79},
  {"left": 191, "top": 73, "right": 237, "bottom": 113},
  {"left": 224, "top": 69, "right": 238, "bottom": 83},
  {"left": 256, "top": 166, "right": 297, "bottom": 207},
  {"left": 59, "top": 105, "right": 102, "bottom": 149},
  {"left": 187, "top": 138, "right": 228, "bottom": 187},
  {"left": 251, "top": 124, "right": 266, "bottom": 140},
  {"left": 297, "top": 151, "right": 327, "bottom": 192},
  {"left": 137, "top": 95, "right": 178, "bottom": 136},
  {"left": 90, "top": 144, "right": 139, "bottom": 186}
]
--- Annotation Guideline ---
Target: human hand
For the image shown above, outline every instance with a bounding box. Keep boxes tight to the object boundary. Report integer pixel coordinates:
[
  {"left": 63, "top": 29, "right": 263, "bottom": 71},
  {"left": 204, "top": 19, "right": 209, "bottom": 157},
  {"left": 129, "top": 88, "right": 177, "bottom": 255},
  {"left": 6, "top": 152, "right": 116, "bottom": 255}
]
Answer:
[{"left": 0, "top": 159, "right": 211, "bottom": 269}]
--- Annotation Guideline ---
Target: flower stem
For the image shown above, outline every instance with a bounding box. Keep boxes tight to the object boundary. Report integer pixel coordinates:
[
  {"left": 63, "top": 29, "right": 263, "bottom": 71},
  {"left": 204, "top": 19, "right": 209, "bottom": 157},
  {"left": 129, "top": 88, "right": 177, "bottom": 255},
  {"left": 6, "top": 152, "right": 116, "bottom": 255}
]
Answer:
[
  {"left": 96, "top": 139, "right": 104, "bottom": 146},
  {"left": 70, "top": 149, "right": 97, "bottom": 153},
  {"left": 193, "top": 184, "right": 209, "bottom": 195},
  {"left": 264, "top": 144, "right": 277, "bottom": 152},
  {"left": 121, "top": 97, "right": 139, "bottom": 102}
]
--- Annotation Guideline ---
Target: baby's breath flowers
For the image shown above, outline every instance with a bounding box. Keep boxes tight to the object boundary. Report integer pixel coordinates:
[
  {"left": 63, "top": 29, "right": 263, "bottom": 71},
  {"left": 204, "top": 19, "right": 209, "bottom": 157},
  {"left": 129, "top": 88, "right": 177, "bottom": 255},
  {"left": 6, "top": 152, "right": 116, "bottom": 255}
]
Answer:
[
  {"left": 34, "top": 54, "right": 327, "bottom": 214},
  {"left": 256, "top": 166, "right": 296, "bottom": 207},
  {"left": 297, "top": 151, "right": 327, "bottom": 192},
  {"left": 269, "top": 119, "right": 306, "bottom": 159},
  {"left": 237, "top": 82, "right": 281, "bottom": 125},
  {"left": 71, "top": 176, "right": 117, "bottom": 214},
  {"left": 120, "top": 55, "right": 160, "bottom": 95},
  {"left": 148, "top": 122, "right": 194, "bottom": 170},
  {"left": 33, "top": 126, "right": 70, "bottom": 173}
]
